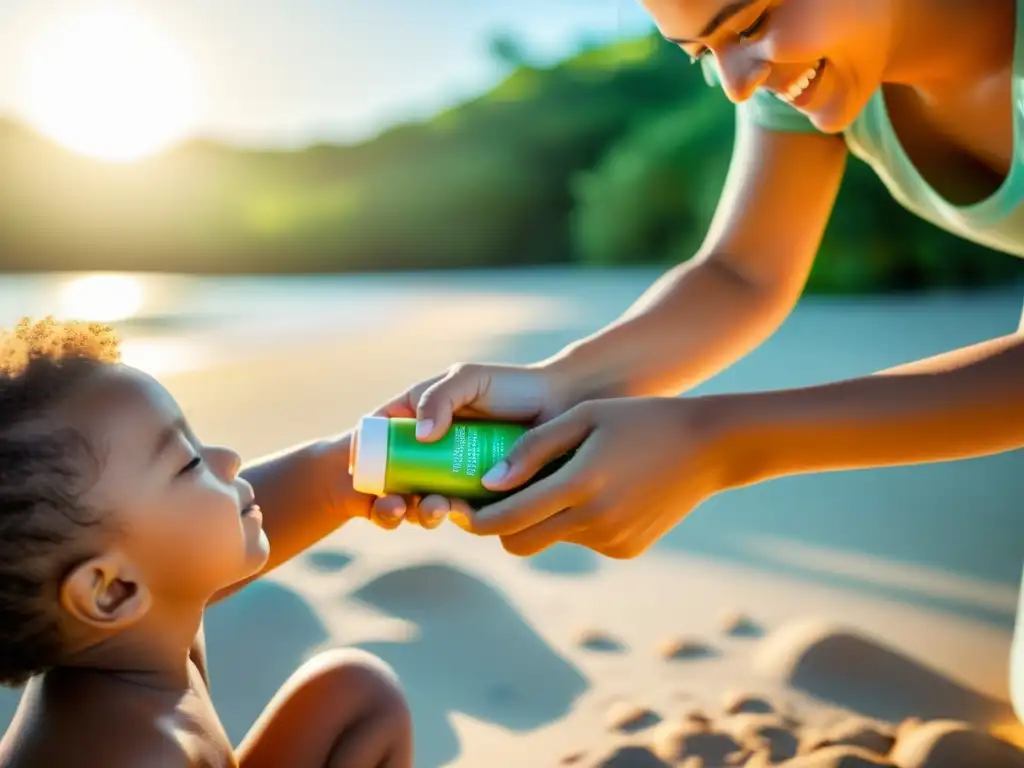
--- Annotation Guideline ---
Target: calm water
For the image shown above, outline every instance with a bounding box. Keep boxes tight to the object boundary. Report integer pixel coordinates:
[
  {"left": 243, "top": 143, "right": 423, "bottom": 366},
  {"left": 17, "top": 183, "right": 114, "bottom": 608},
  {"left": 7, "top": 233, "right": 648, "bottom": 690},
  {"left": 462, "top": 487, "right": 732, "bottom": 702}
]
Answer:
[
  {"left": 0, "top": 269, "right": 602, "bottom": 374},
  {"left": 1, "top": 267, "right": 1022, "bottom": 623}
]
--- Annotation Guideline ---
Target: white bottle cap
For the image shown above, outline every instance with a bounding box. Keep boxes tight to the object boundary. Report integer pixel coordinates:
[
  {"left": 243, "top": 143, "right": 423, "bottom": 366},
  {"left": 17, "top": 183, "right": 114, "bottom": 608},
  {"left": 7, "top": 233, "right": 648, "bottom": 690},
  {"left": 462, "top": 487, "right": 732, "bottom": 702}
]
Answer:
[{"left": 351, "top": 416, "right": 390, "bottom": 496}]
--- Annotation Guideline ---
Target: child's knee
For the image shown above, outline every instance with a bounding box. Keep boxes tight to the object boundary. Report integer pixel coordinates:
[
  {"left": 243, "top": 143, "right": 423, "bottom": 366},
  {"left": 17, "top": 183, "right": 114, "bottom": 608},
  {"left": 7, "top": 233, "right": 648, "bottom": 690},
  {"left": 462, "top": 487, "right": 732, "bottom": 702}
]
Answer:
[
  {"left": 295, "top": 648, "right": 409, "bottom": 725},
  {"left": 237, "top": 650, "right": 411, "bottom": 768}
]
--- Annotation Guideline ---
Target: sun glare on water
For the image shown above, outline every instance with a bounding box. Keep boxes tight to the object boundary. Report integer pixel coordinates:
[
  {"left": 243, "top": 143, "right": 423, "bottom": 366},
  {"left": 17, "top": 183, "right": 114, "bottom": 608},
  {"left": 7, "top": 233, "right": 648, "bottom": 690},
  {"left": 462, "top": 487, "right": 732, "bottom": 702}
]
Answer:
[
  {"left": 58, "top": 274, "right": 144, "bottom": 323},
  {"left": 18, "top": 10, "right": 199, "bottom": 162}
]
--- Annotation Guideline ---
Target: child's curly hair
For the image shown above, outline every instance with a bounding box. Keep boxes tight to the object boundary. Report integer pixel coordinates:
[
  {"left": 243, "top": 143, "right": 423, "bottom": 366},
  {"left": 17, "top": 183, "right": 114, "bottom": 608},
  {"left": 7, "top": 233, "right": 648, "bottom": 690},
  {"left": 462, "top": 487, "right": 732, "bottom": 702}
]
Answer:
[{"left": 0, "top": 317, "right": 121, "bottom": 686}]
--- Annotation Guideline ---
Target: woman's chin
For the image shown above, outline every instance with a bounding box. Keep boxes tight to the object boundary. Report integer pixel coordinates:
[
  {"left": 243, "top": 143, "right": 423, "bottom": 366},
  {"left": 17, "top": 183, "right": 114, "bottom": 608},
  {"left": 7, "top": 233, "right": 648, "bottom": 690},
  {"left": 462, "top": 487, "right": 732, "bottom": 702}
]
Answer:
[
  {"left": 807, "top": 108, "right": 852, "bottom": 134},
  {"left": 806, "top": 77, "right": 874, "bottom": 134}
]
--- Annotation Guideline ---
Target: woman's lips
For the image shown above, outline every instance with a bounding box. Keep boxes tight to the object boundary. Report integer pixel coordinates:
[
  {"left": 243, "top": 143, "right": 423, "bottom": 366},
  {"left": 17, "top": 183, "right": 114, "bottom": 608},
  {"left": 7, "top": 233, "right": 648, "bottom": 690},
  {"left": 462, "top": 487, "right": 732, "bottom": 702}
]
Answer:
[{"left": 774, "top": 59, "right": 826, "bottom": 107}]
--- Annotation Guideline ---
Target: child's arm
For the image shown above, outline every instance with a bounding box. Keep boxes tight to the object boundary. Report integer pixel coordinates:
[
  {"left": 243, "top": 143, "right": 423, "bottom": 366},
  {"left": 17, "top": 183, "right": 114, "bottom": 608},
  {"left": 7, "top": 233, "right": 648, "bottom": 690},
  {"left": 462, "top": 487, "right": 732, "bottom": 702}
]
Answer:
[{"left": 211, "top": 432, "right": 369, "bottom": 603}]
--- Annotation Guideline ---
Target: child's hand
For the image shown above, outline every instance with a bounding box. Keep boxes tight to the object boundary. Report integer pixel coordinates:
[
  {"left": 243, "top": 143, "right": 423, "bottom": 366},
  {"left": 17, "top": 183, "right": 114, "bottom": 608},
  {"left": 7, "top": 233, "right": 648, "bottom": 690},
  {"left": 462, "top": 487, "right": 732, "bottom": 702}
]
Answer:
[{"left": 369, "top": 493, "right": 473, "bottom": 530}]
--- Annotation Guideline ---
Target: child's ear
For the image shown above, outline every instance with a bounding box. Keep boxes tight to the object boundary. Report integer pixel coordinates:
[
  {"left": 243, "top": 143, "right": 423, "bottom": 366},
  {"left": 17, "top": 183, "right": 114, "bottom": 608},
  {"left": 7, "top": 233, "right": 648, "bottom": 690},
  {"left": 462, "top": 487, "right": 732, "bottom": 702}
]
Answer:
[{"left": 60, "top": 555, "right": 151, "bottom": 631}]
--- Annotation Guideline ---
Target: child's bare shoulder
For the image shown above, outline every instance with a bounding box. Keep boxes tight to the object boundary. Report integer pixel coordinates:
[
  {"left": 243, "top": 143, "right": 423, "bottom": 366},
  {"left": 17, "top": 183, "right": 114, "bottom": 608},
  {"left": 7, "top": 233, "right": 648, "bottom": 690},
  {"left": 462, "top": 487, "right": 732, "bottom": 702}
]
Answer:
[
  {"left": 0, "top": 660, "right": 226, "bottom": 768},
  {"left": 0, "top": 675, "right": 186, "bottom": 767}
]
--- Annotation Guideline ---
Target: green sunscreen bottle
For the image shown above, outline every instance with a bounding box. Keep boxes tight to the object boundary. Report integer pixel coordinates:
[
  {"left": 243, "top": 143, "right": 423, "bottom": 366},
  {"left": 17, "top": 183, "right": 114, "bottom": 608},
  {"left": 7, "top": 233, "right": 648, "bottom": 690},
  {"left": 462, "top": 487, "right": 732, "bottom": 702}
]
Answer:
[{"left": 349, "top": 416, "right": 571, "bottom": 502}]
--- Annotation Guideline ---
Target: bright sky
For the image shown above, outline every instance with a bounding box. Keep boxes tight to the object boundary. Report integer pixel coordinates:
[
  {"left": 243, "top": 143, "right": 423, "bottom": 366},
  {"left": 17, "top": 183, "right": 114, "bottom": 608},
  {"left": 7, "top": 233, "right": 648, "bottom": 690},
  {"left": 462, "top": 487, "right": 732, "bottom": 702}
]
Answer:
[{"left": 0, "top": 0, "right": 653, "bottom": 155}]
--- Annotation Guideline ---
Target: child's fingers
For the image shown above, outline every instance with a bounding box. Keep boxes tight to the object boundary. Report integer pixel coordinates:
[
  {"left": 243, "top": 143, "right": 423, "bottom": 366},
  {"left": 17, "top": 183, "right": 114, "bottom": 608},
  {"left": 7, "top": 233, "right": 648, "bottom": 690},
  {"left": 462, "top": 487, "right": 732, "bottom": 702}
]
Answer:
[
  {"left": 370, "top": 494, "right": 460, "bottom": 531},
  {"left": 370, "top": 494, "right": 407, "bottom": 529},
  {"left": 415, "top": 495, "right": 450, "bottom": 529},
  {"left": 397, "top": 495, "right": 448, "bottom": 529}
]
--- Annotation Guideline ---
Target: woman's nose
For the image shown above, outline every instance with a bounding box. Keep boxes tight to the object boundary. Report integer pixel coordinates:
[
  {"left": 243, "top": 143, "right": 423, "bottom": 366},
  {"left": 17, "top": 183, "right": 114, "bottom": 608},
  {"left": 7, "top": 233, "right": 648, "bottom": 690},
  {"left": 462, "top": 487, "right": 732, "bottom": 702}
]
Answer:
[{"left": 716, "top": 49, "right": 771, "bottom": 103}]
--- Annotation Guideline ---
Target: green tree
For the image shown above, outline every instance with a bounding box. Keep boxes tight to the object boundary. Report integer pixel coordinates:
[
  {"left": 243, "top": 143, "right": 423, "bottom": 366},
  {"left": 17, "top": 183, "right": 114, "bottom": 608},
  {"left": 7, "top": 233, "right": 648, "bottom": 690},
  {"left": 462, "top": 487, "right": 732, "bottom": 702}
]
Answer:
[{"left": 572, "top": 95, "right": 733, "bottom": 266}]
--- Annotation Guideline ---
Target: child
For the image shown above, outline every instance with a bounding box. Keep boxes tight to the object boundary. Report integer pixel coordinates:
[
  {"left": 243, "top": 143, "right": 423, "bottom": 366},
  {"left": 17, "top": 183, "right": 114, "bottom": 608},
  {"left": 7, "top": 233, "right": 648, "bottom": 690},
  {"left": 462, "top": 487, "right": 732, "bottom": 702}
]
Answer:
[{"left": 0, "top": 318, "right": 413, "bottom": 767}]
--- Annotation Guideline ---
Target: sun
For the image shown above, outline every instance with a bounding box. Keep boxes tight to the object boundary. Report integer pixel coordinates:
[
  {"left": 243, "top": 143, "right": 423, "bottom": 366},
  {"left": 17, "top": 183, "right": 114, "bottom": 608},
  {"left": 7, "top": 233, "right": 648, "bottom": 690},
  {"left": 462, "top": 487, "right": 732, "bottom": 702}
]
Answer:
[{"left": 18, "top": 10, "right": 199, "bottom": 163}]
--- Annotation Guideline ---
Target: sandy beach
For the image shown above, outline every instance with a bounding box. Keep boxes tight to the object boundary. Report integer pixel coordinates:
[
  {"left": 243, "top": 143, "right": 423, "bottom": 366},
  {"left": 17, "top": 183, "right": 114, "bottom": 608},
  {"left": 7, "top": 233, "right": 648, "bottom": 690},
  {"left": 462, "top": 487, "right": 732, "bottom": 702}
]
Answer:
[{"left": 1, "top": 270, "right": 1022, "bottom": 766}]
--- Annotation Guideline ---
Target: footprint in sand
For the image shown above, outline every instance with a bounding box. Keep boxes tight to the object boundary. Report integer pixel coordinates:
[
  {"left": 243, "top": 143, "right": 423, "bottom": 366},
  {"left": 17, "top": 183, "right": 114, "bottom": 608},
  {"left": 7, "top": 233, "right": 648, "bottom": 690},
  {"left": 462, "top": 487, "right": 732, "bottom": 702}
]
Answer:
[
  {"left": 576, "top": 628, "right": 628, "bottom": 653},
  {"left": 799, "top": 716, "right": 896, "bottom": 756},
  {"left": 780, "top": 718, "right": 1024, "bottom": 766},
  {"left": 589, "top": 745, "right": 673, "bottom": 767},
  {"left": 720, "top": 610, "right": 765, "bottom": 638},
  {"left": 559, "top": 749, "right": 587, "bottom": 765},
  {"left": 889, "top": 719, "right": 1024, "bottom": 768},
  {"left": 721, "top": 691, "right": 777, "bottom": 715},
  {"left": 605, "top": 701, "right": 663, "bottom": 734},
  {"left": 751, "top": 617, "right": 1014, "bottom": 724},
  {"left": 304, "top": 549, "right": 355, "bottom": 573},
  {"left": 656, "top": 636, "right": 717, "bottom": 661},
  {"left": 723, "top": 711, "right": 800, "bottom": 762},
  {"left": 679, "top": 708, "right": 713, "bottom": 731},
  {"left": 650, "top": 720, "right": 746, "bottom": 765}
]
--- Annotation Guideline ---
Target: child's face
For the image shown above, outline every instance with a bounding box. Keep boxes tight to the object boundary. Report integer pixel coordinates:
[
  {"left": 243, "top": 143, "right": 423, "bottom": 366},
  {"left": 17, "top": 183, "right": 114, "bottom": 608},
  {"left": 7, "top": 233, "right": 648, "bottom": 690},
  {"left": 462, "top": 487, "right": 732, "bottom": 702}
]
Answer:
[{"left": 64, "top": 365, "right": 269, "bottom": 613}]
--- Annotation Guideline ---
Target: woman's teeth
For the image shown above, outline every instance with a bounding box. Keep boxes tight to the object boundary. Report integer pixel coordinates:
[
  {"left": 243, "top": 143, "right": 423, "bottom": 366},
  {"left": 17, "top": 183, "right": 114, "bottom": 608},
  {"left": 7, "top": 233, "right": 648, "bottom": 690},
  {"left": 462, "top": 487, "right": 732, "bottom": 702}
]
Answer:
[{"left": 777, "top": 61, "right": 822, "bottom": 103}]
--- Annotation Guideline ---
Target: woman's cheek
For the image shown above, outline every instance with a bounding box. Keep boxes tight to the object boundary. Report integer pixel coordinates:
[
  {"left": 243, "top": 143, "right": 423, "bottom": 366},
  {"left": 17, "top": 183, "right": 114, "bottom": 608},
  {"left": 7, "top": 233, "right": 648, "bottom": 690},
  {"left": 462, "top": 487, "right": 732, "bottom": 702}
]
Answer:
[{"left": 770, "top": 0, "right": 838, "bottom": 61}]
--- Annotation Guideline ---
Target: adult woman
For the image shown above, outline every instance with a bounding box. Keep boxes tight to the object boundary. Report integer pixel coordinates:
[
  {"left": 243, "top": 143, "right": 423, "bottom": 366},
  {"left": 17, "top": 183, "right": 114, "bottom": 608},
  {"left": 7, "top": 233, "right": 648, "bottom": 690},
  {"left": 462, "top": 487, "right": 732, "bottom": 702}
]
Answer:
[{"left": 372, "top": 0, "right": 1024, "bottom": 715}]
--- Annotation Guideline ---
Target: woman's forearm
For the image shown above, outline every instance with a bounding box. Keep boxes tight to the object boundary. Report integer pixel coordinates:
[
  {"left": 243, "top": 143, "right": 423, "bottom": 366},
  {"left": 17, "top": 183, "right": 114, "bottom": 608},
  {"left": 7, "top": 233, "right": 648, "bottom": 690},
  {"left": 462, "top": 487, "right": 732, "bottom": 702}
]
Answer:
[
  {"left": 543, "top": 258, "right": 795, "bottom": 404},
  {"left": 716, "top": 333, "right": 1024, "bottom": 488},
  {"left": 540, "top": 121, "right": 847, "bottom": 407}
]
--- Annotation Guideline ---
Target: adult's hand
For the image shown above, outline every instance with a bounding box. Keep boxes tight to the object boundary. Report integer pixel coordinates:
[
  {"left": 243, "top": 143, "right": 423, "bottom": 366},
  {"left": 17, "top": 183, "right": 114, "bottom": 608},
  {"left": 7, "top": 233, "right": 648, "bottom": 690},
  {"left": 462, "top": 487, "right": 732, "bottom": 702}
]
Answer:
[
  {"left": 453, "top": 397, "right": 737, "bottom": 558},
  {"left": 367, "top": 362, "right": 576, "bottom": 528}
]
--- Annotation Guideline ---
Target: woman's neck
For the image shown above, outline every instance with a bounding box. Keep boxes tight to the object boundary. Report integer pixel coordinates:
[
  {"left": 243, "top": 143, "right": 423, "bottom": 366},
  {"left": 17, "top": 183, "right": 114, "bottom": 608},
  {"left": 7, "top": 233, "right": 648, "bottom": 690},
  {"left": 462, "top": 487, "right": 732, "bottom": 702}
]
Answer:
[{"left": 885, "top": 0, "right": 1016, "bottom": 93}]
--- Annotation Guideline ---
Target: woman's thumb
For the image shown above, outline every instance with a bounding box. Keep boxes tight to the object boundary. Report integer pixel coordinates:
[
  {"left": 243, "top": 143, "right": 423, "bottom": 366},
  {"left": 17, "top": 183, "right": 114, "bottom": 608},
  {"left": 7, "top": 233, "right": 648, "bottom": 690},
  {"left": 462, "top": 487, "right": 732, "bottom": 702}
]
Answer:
[{"left": 415, "top": 364, "right": 488, "bottom": 441}]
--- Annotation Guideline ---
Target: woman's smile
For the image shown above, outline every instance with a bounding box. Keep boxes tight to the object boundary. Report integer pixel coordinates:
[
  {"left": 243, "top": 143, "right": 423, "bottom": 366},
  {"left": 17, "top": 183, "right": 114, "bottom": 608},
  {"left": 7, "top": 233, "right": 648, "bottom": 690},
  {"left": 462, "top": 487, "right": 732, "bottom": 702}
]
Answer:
[{"left": 775, "top": 59, "right": 825, "bottom": 106}]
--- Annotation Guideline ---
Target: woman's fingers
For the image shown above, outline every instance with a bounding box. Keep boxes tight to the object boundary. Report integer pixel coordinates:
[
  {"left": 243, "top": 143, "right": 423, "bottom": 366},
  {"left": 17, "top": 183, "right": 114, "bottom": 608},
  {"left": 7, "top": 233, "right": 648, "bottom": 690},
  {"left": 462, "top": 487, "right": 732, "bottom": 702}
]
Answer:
[
  {"left": 498, "top": 506, "right": 586, "bottom": 556},
  {"left": 414, "top": 364, "right": 491, "bottom": 441},
  {"left": 481, "top": 404, "right": 593, "bottom": 491},
  {"left": 458, "top": 464, "right": 587, "bottom": 536}
]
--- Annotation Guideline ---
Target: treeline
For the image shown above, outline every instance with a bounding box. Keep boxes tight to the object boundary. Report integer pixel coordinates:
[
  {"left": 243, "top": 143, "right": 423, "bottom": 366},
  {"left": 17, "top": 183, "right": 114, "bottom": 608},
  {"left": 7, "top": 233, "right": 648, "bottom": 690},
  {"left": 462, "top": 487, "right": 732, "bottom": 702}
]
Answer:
[{"left": 0, "top": 32, "right": 1020, "bottom": 293}]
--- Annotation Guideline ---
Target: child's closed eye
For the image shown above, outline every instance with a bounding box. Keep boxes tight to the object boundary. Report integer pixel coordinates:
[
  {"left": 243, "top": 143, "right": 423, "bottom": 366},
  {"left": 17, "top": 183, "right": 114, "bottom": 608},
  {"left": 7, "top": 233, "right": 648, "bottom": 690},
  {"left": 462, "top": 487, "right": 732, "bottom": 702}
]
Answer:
[{"left": 179, "top": 455, "right": 203, "bottom": 476}]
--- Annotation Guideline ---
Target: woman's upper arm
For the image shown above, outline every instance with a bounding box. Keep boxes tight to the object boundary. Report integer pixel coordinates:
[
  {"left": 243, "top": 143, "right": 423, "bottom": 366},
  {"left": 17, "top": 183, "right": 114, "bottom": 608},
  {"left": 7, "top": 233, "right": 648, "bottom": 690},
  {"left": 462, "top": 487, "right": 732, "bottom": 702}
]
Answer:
[{"left": 698, "top": 115, "right": 849, "bottom": 297}]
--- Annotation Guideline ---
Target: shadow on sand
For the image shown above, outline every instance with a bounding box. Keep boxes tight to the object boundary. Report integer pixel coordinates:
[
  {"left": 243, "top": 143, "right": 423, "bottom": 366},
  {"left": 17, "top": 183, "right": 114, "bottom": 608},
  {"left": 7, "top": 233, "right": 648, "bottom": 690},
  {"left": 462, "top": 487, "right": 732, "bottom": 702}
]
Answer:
[
  {"left": 755, "top": 618, "right": 1015, "bottom": 725},
  {"left": 204, "top": 578, "right": 332, "bottom": 744},
  {"left": 527, "top": 542, "right": 600, "bottom": 577},
  {"left": 351, "top": 562, "right": 590, "bottom": 768}
]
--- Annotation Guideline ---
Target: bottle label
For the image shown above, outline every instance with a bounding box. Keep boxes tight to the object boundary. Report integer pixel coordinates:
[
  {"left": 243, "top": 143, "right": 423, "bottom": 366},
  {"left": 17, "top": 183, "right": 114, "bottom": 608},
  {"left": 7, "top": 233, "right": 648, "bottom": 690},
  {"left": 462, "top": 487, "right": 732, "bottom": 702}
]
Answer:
[
  {"left": 384, "top": 418, "right": 527, "bottom": 499},
  {"left": 451, "top": 424, "right": 472, "bottom": 475}
]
